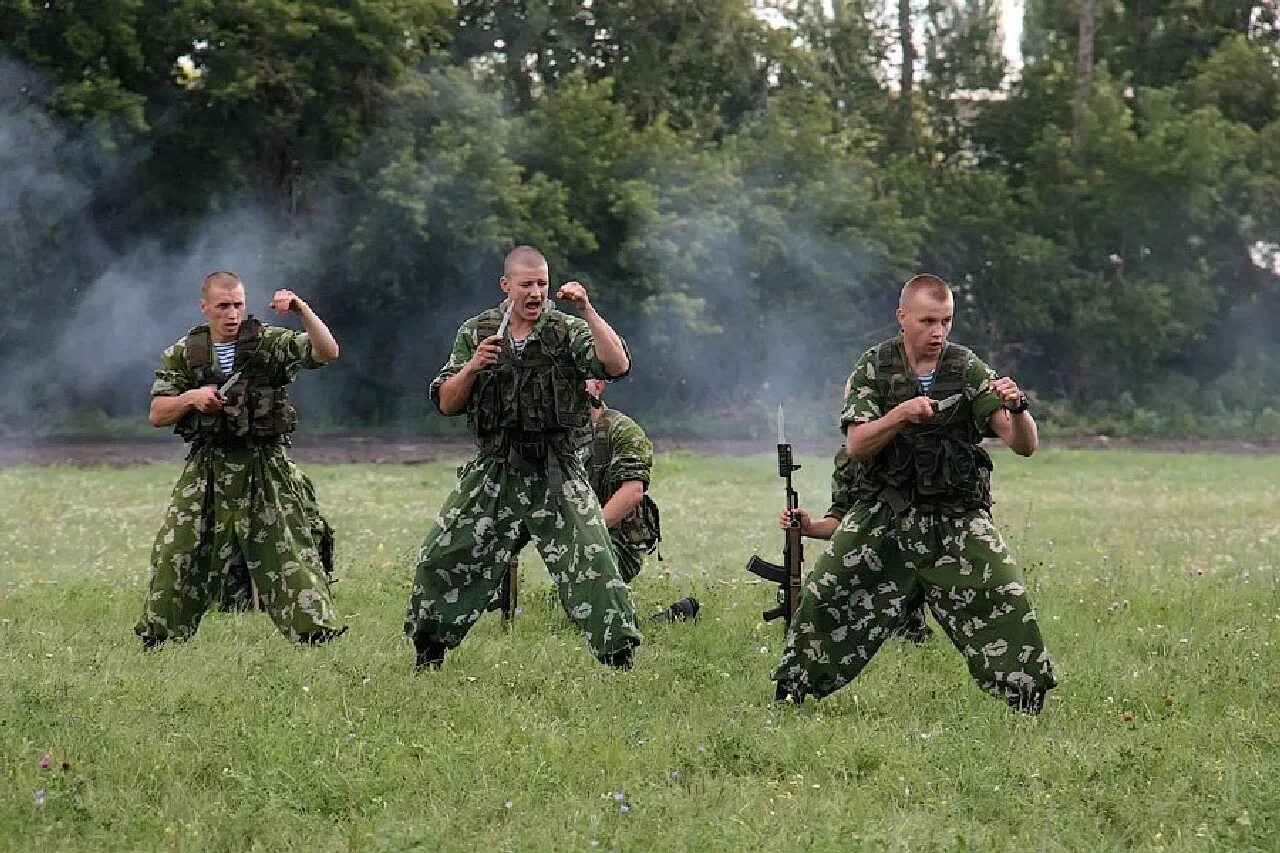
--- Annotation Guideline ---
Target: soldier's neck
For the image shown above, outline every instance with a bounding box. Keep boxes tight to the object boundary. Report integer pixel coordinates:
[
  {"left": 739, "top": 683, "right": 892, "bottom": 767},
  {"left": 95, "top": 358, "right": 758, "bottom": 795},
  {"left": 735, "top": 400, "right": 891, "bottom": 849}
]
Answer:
[
  {"left": 508, "top": 316, "right": 535, "bottom": 340},
  {"left": 903, "top": 341, "right": 940, "bottom": 376}
]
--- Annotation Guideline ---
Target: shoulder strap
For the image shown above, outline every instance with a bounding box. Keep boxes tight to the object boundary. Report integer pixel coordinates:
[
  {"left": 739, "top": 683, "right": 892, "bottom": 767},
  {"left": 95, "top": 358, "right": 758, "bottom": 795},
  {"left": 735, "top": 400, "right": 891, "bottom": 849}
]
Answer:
[
  {"left": 183, "top": 325, "right": 212, "bottom": 369},
  {"left": 475, "top": 307, "right": 504, "bottom": 340},
  {"left": 233, "top": 316, "right": 266, "bottom": 373}
]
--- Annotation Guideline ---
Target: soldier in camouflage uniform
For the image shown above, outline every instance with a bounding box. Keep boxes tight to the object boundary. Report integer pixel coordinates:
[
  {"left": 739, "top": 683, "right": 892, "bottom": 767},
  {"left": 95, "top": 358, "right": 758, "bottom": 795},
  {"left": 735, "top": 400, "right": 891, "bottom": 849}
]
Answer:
[
  {"left": 772, "top": 274, "right": 1057, "bottom": 713},
  {"left": 405, "top": 246, "right": 642, "bottom": 672},
  {"left": 136, "top": 271, "right": 347, "bottom": 648},
  {"left": 581, "top": 379, "right": 661, "bottom": 583},
  {"left": 779, "top": 447, "right": 931, "bottom": 644}
]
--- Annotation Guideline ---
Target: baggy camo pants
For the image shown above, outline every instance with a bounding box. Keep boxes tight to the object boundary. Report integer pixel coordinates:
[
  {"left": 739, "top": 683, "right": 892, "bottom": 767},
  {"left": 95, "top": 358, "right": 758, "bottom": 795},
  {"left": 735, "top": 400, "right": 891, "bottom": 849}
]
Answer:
[
  {"left": 404, "top": 454, "right": 642, "bottom": 663},
  {"left": 135, "top": 444, "right": 346, "bottom": 643},
  {"left": 772, "top": 501, "right": 1056, "bottom": 705}
]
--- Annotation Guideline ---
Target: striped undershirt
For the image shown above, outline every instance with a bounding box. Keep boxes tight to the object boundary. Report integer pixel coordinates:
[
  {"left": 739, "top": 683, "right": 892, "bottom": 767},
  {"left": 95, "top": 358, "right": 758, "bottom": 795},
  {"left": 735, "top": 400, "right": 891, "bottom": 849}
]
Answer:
[
  {"left": 918, "top": 370, "right": 936, "bottom": 394},
  {"left": 213, "top": 341, "right": 236, "bottom": 376}
]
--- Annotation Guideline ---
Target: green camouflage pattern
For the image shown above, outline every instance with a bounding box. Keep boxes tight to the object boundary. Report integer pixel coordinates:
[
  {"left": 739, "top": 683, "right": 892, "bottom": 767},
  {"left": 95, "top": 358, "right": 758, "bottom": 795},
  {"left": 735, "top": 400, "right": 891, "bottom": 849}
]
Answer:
[
  {"left": 430, "top": 300, "right": 625, "bottom": 415},
  {"left": 404, "top": 454, "right": 642, "bottom": 662},
  {"left": 151, "top": 325, "right": 321, "bottom": 398},
  {"left": 839, "top": 336, "right": 1002, "bottom": 436},
  {"left": 772, "top": 337, "right": 1055, "bottom": 704},
  {"left": 217, "top": 463, "right": 335, "bottom": 611},
  {"left": 826, "top": 448, "right": 929, "bottom": 641},
  {"left": 772, "top": 501, "right": 1057, "bottom": 702},
  {"left": 136, "top": 443, "right": 345, "bottom": 642},
  {"left": 586, "top": 407, "right": 657, "bottom": 583},
  {"left": 409, "top": 302, "right": 640, "bottom": 663},
  {"left": 137, "top": 327, "right": 344, "bottom": 643}
]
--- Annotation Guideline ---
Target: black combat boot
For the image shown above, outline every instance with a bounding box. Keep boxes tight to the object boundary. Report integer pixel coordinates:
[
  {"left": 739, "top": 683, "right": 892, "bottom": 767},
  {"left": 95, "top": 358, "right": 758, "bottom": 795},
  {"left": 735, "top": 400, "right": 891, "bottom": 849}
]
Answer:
[
  {"left": 140, "top": 635, "right": 165, "bottom": 652},
  {"left": 300, "top": 626, "right": 348, "bottom": 646},
  {"left": 604, "top": 645, "right": 635, "bottom": 670},
  {"left": 1007, "top": 687, "right": 1047, "bottom": 715},
  {"left": 773, "top": 682, "right": 804, "bottom": 704},
  {"left": 413, "top": 635, "right": 447, "bottom": 674},
  {"left": 651, "top": 597, "right": 701, "bottom": 623}
]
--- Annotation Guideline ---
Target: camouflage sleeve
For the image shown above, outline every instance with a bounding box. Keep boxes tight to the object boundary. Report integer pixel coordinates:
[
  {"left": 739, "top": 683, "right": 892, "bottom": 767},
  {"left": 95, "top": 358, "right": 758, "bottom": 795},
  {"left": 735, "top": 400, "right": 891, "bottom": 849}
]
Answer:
[
  {"left": 966, "top": 352, "right": 1003, "bottom": 435},
  {"left": 151, "top": 340, "right": 194, "bottom": 397},
  {"left": 428, "top": 320, "right": 479, "bottom": 414},
  {"left": 605, "top": 414, "right": 653, "bottom": 490},
  {"left": 838, "top": 350, "right": 882, "bottom": 430},
  {"left": 566, "top": 314, "right": 632, "bottom": 381},
  {"left": 825, "top": 455, "right": 857, "bottom": 519},
  {"left": 268, "top": 327, "right": 322, "bottom": 383}
]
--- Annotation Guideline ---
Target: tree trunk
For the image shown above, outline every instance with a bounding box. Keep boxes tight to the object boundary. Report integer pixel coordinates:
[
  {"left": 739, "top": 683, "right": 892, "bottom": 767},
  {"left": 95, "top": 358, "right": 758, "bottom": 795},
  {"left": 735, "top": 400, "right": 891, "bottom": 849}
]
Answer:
[
  {"left": 1072, "top": 0, "right": 1096, "bottom": 161},
  {"left": 898, "top": 0, "right": 915, "bottom": 151}
]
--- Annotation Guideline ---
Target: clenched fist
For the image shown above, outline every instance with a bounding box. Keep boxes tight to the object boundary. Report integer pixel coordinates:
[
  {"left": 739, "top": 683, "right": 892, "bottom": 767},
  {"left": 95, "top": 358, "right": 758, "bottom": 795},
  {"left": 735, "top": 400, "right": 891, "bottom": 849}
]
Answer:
[
  {"left": 269, "top": 289, "right": 303, "bottom": 314},
  {"left": 555, "top": 281, "right": 591, "bottom": 311},
  {"left": 895, "top": 396, "right": 937, "bottom": 424}
]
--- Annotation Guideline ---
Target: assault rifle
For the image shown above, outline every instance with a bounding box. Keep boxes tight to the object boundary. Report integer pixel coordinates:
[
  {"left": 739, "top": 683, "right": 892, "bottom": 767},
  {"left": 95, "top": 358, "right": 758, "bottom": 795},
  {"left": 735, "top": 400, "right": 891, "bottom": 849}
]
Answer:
[{"left": 746, "top": 405, "right": 803, "bottom": 628}]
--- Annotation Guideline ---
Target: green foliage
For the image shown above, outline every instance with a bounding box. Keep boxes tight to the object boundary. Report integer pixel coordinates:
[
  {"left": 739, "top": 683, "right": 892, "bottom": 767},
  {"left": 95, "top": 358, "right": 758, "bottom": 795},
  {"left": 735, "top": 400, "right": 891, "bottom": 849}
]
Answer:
[{"left": 1, "top": 0, "right": 1279, "bottom": 429}]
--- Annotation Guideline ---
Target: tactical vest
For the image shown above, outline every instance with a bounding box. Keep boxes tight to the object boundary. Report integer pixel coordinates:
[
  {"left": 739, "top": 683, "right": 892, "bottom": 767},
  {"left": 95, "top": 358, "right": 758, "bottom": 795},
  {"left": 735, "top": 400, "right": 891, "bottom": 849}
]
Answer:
[
  {"left": 174, "top": 317, "right": 298, "bottom": 445},
  {"left": 850, "top": 338, "right": 993, "bottom": 515},
  {"left": 589, "top": 408, "right": 661, "bottom": 554},
  {"left": 468, "top": 307, "right": 592, "bottom": 468}
]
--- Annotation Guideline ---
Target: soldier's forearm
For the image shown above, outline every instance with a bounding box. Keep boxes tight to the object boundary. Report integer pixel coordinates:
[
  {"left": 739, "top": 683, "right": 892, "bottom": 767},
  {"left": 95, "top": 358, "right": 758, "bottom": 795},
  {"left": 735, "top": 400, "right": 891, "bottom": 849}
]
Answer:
[
  {"left": 845, "top": 410, "right": 904, "bottom": 462},
  {"left": 436, "top": 367, "right": 479, "bottom": 416},
  {"left": 807, "top": 517, "right": 840, "bottom": 540},
  {"left": 582, "top": 308, "right": 629, "bottom": 377},
  {"left": 1007, "top": 411, "right": 1038, "bottom": 457},
  {"left": 297, "top": 303, "right": 339, "bottom": 363},
  {"left": 149, "top": 393, "right": 194, "bottom": 428},
  {"left": 601, "top": 481, "right": 645, "bottom": 528}
]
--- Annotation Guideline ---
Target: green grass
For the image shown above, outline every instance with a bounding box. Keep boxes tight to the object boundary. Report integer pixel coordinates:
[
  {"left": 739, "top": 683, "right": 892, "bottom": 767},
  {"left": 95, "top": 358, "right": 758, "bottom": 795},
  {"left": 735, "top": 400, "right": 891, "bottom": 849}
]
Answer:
[{"left": 1, "top": 449, "right": 1277, "bottom": 851}]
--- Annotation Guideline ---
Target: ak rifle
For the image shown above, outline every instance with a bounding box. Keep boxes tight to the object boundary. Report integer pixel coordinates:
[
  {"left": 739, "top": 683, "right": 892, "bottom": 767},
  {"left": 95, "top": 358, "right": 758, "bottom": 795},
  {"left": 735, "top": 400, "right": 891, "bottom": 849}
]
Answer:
[{"left": 746, "top": 405, "right": 803, "bottom": 628}]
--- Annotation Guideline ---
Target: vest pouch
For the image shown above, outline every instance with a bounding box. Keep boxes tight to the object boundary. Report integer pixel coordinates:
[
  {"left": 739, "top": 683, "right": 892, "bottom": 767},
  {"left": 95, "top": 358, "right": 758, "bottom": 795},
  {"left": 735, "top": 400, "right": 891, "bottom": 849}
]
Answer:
[
  {"left": 270, "top": 390, "right": 298, "bottom": 436},
  {"left": 519, "top": 369, "right": 554, "bottom": 433},
  {"left": 943, "top": 442, "right": 993, "bottom": 509},
  {"left": 470, "top": 370, "right": 506, "bottom": 435},
  {"left": 913, "top": 442, "right": 947, "bottom": 497},
  {"left": 550, "top": 366, "right": 589, "bottom": 432},
  {"left": 616, "top": 494, "right": 660, "bottom": 554}
]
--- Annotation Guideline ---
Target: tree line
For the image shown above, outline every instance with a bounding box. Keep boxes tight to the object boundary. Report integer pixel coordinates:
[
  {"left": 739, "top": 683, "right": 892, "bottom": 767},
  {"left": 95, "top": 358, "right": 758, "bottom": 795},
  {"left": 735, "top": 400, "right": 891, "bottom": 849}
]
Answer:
[{"left": 2, "top": 1, "right": 1279, "bottom": 435}]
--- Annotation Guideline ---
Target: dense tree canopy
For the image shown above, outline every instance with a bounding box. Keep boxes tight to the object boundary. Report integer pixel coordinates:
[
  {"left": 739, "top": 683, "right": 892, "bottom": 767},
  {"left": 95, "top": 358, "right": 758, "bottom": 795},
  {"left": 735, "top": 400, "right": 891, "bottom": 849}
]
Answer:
[{"left": 1, "top": 0, "right": 1278, "bottom": 434}]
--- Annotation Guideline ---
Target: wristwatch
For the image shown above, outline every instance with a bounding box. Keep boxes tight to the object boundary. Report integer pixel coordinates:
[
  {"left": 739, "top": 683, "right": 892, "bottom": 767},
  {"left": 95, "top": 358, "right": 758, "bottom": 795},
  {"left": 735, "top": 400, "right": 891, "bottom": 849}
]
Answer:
[{"left": 1005, "top": 394, "right": 1030, "bottom": 414}]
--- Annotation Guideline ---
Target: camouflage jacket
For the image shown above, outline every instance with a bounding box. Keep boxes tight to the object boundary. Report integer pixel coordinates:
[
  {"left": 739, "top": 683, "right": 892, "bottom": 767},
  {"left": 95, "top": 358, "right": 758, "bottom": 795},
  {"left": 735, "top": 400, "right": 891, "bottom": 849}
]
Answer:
[
  {"left": 586, "top": 407, "right": 660, "bottom": 553},
  {"left": 152, "top": 322, "right": 323, "bottom": 443},
  {"left": 429, "top": 300, "right": 630, "bottom": 410},
  {"left": 430, "top": 299, "right": 630, "bottom": 457},
  {"left": 825, "top": 448, "right": 858, "bottom": 520},
  {"left": 839, "top": 334, "right": 1005, "bottom": 515}
]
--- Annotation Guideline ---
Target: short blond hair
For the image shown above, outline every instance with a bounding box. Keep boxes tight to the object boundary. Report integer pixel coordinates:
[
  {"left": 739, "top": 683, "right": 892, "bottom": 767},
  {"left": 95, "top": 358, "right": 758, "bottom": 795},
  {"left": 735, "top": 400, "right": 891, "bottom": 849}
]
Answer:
[
  {"left": 503, "top": 245, "right": 547, "bottom": 277},
  {"left": 201, "top": 270, "right": 243, "bottom": 297},
  {"left": 899, "top": 273, "right": 951, "bottom": 309}
]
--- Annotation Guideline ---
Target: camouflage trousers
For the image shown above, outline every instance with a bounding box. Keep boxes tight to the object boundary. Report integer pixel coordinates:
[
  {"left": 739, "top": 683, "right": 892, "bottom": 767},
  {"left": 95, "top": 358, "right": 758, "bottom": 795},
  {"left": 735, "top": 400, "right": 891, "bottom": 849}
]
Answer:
[
  {"left": 505, "top": 528, "right": 644, "bottom": 588},
  {"left": 135, "top": 444, "right": 346, "bottom": 643},
  {"left": 218, "top": 468, "right": 335, "bottom": 612},
  {"left": 772, "top": 501, "right": 1056, "bottom": 705},
  {"left": 405, "top": 453, "right": 642, "bottom": 664}
]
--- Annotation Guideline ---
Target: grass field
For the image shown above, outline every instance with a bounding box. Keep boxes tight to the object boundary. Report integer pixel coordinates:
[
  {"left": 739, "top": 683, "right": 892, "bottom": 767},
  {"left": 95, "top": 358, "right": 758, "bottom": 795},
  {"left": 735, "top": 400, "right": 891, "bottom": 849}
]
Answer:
[{"left": 1, "top": 448, "right": 1278, "bottom": 852}]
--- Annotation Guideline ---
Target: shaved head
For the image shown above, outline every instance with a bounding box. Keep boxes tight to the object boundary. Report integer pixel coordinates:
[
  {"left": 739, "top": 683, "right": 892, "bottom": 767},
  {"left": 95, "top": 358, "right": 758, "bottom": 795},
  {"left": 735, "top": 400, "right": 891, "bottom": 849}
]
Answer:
[
  {"left": 504, "top": 245, "right": 548, "bottom": 277},
  {"left": 202, "top": 270, "right": 244, "bottom": 297},
  {"left": 899, "top": 273, "right": 951, "bottom": 310}
]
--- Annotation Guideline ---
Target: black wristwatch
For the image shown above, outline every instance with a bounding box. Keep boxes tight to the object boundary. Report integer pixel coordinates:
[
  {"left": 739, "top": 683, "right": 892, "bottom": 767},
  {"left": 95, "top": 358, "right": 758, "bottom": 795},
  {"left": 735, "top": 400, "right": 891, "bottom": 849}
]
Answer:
[{"left": 1005, "top": 394, "right": 1030, "bottom": 414}]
